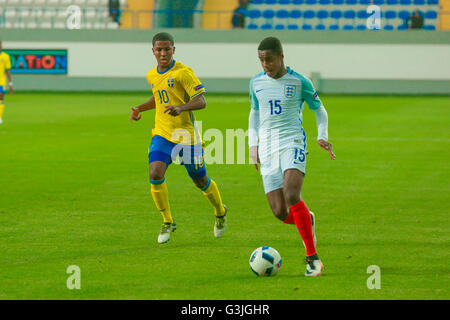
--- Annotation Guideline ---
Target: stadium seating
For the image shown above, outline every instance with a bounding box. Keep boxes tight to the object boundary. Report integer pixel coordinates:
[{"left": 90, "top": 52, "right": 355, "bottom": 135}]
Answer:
[
  {"left": 245, "top": 0, "right": 440, "bottom": 30},
  {"left": 0, "top": 0, "right": 124, "bottom": 29},
  {"left": 0, "top": 0, "right": 441, "bottom": 30},
  {"left": 423, "top": 24, "right": 436, "bottom": 30}
]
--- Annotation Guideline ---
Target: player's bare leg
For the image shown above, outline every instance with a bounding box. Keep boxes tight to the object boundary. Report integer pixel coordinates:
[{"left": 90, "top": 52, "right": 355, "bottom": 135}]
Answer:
[
  {"left": 266, "top": 179, "right": 316, "bottom": 244},
  {"left": 192, "top": 175, "right": 227, "bottom": 238},
  {"left": 149, "top": 161, "right": 176, "bottom": 243},
  {"left": 283, "top": 169, "right": 323, "bottom": 276},
  {"left": 266, "top": 188, "right": 289, "bottom": 221},
  {"left": 0, "top": 92, "right": 5, "bottom": 124}
]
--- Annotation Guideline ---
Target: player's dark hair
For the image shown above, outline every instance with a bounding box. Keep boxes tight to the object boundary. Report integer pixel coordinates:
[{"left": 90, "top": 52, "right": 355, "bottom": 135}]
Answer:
[
  {"left": 258, "top": 37, "right": 283, "bottom": 55},
  {"left": 152, "top": 32, "right": 174, "bottom": 46}
]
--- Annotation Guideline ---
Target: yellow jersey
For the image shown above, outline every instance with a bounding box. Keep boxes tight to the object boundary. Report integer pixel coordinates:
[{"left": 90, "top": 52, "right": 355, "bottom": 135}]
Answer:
[
  {"left": 0, "top": 52, "right": 12, "bottom": 87},
  {"left": 146, "top": 60, "right": 206, "bottom": 145}
]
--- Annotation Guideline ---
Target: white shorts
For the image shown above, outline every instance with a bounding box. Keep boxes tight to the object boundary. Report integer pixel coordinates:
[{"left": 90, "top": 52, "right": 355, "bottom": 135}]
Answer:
[{"left": 260, "top": 147, "right": 307, "bottom": 194}]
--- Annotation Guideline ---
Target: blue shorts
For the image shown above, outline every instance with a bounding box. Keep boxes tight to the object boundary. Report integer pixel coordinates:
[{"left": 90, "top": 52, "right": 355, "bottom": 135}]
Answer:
[
  {"left": 0, "top": 86, "right": 6, "bottom": 94},
  {"left": 148, "top": 135, "right": 207, "bottom": 180}
]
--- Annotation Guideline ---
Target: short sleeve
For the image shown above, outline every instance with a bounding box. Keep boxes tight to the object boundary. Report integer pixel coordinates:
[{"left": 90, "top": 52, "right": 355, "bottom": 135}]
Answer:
[
  {"left": 301, "top": 76, "right": 322, "bottom": 110},
  {"left": 146, "top": 70, "right": 152, "bottom": 87},
  {"left": 5, "top": 54, "right": 11, "bottom": 70},
  {"left": 249, "top": 78, "right": 259, "bottom": 110},
  {"left": 180, "top": 68, "right": 206, "bottom": 100}
]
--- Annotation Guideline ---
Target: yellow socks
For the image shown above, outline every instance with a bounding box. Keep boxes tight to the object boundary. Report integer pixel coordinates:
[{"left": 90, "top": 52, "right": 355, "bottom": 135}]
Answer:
[
  {"left": 150, "top": 178, "right": 173, "bottom": 224},
  {"left": 201, "top": 177, "right": 226, "bottom": 217},
  {"left": 150, "top": 176, "right": 224, "bottom": 223},
  {"left": 0, "top": 100, "right": 4, "bottom": 119}
]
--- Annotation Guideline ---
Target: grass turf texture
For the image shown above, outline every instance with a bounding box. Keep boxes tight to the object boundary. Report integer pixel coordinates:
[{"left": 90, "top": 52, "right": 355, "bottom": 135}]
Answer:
[{"left": 0, "top": 92, "right": 448, "bottom": 300}]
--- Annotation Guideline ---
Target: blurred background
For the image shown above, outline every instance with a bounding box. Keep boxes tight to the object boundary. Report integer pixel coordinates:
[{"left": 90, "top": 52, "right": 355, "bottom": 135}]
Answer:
[
  {"left": 0, "top": 0, "right": 448, "bottom": 30},
  {"left": 1, "top": 0, "right": 449, "bottom": 94}
]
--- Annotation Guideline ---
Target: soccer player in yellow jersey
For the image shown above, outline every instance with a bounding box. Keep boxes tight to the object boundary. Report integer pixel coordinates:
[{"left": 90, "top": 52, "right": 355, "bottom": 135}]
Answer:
[
  {"left": 0, "top": 41, "right": 15, "bottom": 124},
  {"left": 129, "top": 32, "right": 227, "bottom": 244}
]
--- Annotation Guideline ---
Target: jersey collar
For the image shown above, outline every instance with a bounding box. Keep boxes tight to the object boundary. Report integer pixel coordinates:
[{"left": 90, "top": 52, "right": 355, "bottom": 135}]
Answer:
[
  {"left": 157, "top": 60, "right": 176, "bottom": 74},
  {"left": 266, "top": 67, "right": 292, "bottom": 80}
]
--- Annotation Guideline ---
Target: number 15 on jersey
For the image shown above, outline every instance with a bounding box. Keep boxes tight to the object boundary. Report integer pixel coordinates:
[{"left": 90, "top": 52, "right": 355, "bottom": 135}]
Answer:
[{"left": 269, "top": 100, "right": 282, "bottom": 115}]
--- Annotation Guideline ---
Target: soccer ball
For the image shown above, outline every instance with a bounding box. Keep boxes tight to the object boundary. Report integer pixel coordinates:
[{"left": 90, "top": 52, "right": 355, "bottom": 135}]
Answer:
[{"left": 249, "top": 246, "right": 282, "bottom": 276}]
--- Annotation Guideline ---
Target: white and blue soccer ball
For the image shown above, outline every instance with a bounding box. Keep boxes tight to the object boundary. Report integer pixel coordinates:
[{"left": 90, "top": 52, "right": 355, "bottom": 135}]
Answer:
[{"left": 249, "top": 246, "right": 282, "bottom": 277}]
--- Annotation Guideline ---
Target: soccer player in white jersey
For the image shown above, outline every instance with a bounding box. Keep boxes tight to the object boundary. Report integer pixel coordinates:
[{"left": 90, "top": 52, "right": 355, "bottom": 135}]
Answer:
[{"left": 248, "top": 37, "right": 336, "bottom": 277}]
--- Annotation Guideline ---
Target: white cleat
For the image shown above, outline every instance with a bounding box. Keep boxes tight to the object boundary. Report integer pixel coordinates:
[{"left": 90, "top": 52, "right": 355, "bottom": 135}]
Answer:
[
  {"left": 305, "top": 255, "right": 324, "bottom": 277},
  {"left": 214, "top": 205, "right": 227, "bottom": 238},
  {"left": 310, "top": 211, "right": 317, "bottom": 247},
  {"left": 0, "top": 118, "right": 3, "bottom": 124},
  {"left": 157, "top": 221, "right": 176, "bottom": 244}
]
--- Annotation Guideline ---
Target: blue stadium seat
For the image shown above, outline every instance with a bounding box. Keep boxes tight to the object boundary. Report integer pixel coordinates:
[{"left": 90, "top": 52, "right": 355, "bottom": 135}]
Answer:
[
  {"left": 288, "top": 24, "right": 299, "bottom": 29},
  {"left": 397, "top": 25, "right": 408, "bottom": 30},
  {"left": 332, "top": 0, "right": 344, "bottom": 4},
  {"left": 252, "top": 0, "right": 264, "bottom": 4},
  {"left": 427, "top": 0, "right": 439, "bottom": 4},
  {"left": 344, "top": 10, "right": 356, "bottom": 19},
  {"left": 261, "top": 23, "right": 273, "bottom": 29},
  {"left": 343, "top": 25, "right": 354, "bottom": 30},
  {"left": 329, "top": 24, "right": 339, "bottom": 30},
  {"left": 346, "top": 0, "right": 357, "bottom": 4},
  {"left": 357, "top": 10, "right": 368, "bottom": 19},
  {"left": 317, "top": 10, "right": 329, "bottom": 19},
  {"left": 356, "top": 24, "right": 367, "bottom": 30},
  {"left": 279, "top": 0, "right": 291, "bottom": 4},
  {"left": 386, "top": 0, "right": 398, "bottom": 4},
  {"left": 276, "top": 9, "right": 289, "bottom": 18},
  {"left": 413, "top": 0, "right": 425, "bottom": 5},
  {"left": 319, "top": 0, "right": 331, "bottom": 4},
  {"left": 383, "top": 25, "right": 394, "bottom": 30},
  {"left": 330, "top": 10, "right": 343, "bottom": 19},
  {"left": 262, "top": 9, "right": 275, "bottom": 19},
  {"left": 265, "top": 0, "right": 277, "bottom": 4},
  {"left": 303, "top": 10, "right": 315, "bottom": 19},
  {"left": 306, "top": 0, "right": 317, "bottom": 4},
  {"left": 247, "top": 24, "right": 258, "bottom": 29},
  {"left": 385, "top": 11, "right": 396, "bottom": 19},
  {"left": 289, "top": 10, "right": 302, "bottom": 19},
  {"left": 400, "top": 0, "right": 411, "bottom": 4},
  {"left": 423, "top": 25, "right": 436, "bottom": 30},
  {"left": 398, "top": 10, "right": 410, "bottom": 20},
  {"left": 275, "top": 24, "right": 286, "bottom": 29},
  {"left": 359, "top": 0, "right": 370, "bottom": 5},
  {"left": 316, "top": 24, "right": 326, "bottom": 30},
  {"left": 292, "top": 0, "right": 304, "bottom": 4},
  {"left": 302, "top": 24, "right": 313, "bottom": 30},
  {"left": 425, "top": 11, "right": 437, "bottom": 19},
  {"left": 249, "top": 10, "right": 262, "bottom": 19},
  {"left": 373, "top": 0, "right": 384, "bottom": 5}
]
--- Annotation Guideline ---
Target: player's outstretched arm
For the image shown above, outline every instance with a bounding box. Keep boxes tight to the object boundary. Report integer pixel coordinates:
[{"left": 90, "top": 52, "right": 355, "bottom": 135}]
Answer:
[
  {"left": 130, "top": 96, "right": 156, "bottom": 122},
  {"left": 164, "top": 94, "right": 206, "bottom": 117},
  {"left": 313, "top": 106, "right": 336, "bottom": 160},
  {"left": 6, "top": 70, "right": 14, "bottom": 94},
  {"left": 248, "top": 108, "right": 260, "bottom": 170},
  {"left": 318, "top": 139, "right": 336, "bottom": 160}
]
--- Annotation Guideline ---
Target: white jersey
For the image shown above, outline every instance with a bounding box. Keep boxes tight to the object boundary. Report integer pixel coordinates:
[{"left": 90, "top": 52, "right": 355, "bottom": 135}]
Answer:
[{"left": 249, "top": 67, "right": 323, "bottom": 159}]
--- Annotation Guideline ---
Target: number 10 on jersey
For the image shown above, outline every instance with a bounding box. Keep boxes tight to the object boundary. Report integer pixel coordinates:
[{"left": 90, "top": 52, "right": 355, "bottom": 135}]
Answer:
[
  {"left": 269, "top": 100, "right": 282, "bottom": 115},
  {"left": 158, "top": 90, "right": 170, "bottom": 104}
]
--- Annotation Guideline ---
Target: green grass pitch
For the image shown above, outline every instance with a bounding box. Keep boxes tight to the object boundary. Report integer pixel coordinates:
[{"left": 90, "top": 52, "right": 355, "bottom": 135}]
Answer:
[{"left": 0, "top": 92, "right": 448, "bottom": 300}]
